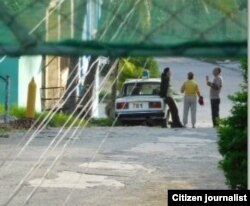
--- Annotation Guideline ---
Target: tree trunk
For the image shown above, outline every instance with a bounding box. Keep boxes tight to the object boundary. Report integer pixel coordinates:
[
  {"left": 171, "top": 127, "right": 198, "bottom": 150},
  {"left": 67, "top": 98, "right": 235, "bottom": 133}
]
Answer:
[
  {"left": 63, "top": 57, "right": 79, "bottom": 114},
  {"left": 109, "top": 58, "right": 119, "bottom": 119},
  {"left": 80, "top": 57, "right": 98, "bottom": 119}
]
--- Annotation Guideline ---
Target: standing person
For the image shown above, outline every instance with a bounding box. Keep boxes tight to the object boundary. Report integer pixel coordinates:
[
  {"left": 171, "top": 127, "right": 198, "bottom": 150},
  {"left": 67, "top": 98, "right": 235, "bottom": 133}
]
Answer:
[
  {"left": 206, "top": 67, "right": 223, "bottom": 127},
  {"left": 160, "top": 67, "right": 183, "bottom": 128},
  {"left": 181, "top": 72, "right": 201, "bottom": 128}
]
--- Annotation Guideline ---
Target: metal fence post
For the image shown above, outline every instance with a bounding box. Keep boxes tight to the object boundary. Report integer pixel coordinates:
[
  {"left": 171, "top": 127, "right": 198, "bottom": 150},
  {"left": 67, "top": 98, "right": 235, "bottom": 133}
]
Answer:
[
  {"left": 0, "top": 75, "right": 10, "bottom": 124},
  {"left": 5, "top": 75, "right": 10, "bottom": 123}
]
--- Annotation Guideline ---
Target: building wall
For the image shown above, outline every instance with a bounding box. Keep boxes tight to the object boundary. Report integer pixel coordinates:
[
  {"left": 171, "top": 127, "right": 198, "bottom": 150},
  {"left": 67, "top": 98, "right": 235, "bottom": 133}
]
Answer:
[
  {"left": 0, "top": 57, "right": 19, "bottom": 106},
  {"left": 0, "top": 56, "right": 42, "bottom": 113},
  {"left": 18, "top": 56, "right": 43, "bottom": 112}
]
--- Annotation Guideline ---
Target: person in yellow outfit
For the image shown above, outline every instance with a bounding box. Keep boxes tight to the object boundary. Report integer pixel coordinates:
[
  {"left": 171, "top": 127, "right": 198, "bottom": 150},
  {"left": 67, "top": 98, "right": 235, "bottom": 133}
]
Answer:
[{"left": 181, "top": 72, "right": 201, "bottom": 128}]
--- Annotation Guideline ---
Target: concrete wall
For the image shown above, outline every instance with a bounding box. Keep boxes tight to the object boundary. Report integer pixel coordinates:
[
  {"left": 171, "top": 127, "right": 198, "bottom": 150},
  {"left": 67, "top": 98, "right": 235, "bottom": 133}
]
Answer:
[
  {"left": 18, "top": 56, "right": 43, "bottom": 112},
  {"left": 0, "top": 56, "right": 42, "bottom": 113},
  {"left": 0, "top": 57, "right": 19, "bottom": 106}
]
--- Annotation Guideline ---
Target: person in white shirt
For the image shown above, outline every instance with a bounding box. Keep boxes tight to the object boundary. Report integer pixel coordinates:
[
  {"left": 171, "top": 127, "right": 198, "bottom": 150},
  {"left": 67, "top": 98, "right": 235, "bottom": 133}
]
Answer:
[{"left": 206, "top": 67, "right": 223, "bottom": 127}]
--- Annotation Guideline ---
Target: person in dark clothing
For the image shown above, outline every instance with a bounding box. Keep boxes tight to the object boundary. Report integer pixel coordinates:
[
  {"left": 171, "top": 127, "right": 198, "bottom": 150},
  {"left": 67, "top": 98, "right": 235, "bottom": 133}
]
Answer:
[{"left": 160, "top": 67, "right": 183, "bottom": 128}]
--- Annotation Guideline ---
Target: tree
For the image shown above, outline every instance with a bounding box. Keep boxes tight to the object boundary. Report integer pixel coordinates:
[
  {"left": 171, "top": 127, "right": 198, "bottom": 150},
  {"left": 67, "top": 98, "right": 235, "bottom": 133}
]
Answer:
[
  {"left": 98, "top": 0, "right": 152, "bottom": 42},
  {"left": 63, "top": 57, "right": 79, "bottom": 114},
  {"left": 3, "top": 0, "right": 34, "bottom": 12},
  {"left": 89, "top": 0, "right": 154, "bottom": 119},
  {"left": 118, "top": 57, "right": 159, "bottom": 91},
  {"left": 217, "top": 58, "right": 247, "bottom": 189},
  {"left": 80, "top": 57, "right": 99, "bottom": 119},
  {"left": 105, "top": 57, "right": 160, "bottom": 118}
]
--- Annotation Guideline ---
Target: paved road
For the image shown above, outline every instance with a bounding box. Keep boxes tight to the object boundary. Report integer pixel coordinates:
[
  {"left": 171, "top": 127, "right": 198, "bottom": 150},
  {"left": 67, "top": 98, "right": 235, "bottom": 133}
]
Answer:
[
  {"left": 156, "top": 57, "right": 242, "bottom": 127},
  {"left": 0, "top": 57, "right": 242, "bottom": 205},
  {"left": 0, "top": 126, "right": 227, "bottom": 206},
  {"left": 99, "top": 57, "right": 242, "bottom": 128}
]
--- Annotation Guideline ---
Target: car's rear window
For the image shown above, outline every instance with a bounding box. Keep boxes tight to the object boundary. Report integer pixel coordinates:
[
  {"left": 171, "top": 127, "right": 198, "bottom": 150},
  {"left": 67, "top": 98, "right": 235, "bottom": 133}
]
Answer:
[{"left": 122, "top": 82, "right": 160, "bottom": 96}]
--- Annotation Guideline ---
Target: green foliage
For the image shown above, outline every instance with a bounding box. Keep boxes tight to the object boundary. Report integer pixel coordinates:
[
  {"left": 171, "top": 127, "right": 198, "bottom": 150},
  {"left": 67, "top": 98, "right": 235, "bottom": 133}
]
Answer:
[
  {"left": 203, "top": 0, "right": 238, "bottom": 17},
  {"left": 4, "top": 0, "right": 31, "bottom": 12},
  {"left": 0, "top": 105, "right": 27, "bottom": 118},
  {"left": 105, "top": 57, "right": 160, "bottom": 119},
  {"left": 99, "top": 0, "right": 152, "bottom": 42},
  {"left": 99, "top": 91, "right": 111, "bottom": 103},
  {"left": 217, "top": 58, "right": 247, "bottom": 189},
  {"left": 118, "top": 57, "right": 160, "bottom": 90},
  {"left": 240, "top": 57, "right": 248, "bottom": 83},
  {"left": 0, "top": 105, "right": 85, "bottom": 128},
  {"left": 37, "top": 112, "right": 85, "bottom": 128},
  {"left": 10, "top": 106, "right": 26, "bottom": 118},
  {"left": 0, "top": 105, "right": 3, "bottom": 113},
  {"left": 1, "top": 105, "right": 115, "bottom": 128}
]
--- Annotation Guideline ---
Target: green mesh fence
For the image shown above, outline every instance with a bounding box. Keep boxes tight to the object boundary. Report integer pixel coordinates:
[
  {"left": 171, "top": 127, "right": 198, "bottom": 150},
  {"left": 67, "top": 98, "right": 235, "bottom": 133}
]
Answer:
[{"left": 0, "top": 0, "right": 247, "bottom": 57}]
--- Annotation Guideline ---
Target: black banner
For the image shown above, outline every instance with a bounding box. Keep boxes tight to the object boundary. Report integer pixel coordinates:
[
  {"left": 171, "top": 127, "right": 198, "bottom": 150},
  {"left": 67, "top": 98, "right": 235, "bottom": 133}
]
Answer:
[{"left": 168, "top": 190, "right": 249, "bottom": 206}]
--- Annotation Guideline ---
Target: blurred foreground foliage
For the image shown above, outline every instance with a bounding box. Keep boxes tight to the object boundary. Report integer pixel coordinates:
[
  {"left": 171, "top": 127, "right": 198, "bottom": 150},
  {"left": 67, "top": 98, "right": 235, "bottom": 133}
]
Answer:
[{"left": 217, "top": 58, "right": 247, "bottom": 189}]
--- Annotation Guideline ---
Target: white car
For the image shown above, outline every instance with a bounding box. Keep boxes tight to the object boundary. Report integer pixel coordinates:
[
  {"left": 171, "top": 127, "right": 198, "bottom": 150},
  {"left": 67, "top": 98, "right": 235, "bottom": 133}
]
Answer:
[{"left": 115, "top": 78, "right": 169, "bottom": 126}]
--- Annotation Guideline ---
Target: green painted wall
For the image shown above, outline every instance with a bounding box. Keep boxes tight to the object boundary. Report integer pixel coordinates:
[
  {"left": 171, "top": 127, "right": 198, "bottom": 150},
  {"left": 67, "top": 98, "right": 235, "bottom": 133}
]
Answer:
[
  {"left": 0, "top": 56, "right": 43, "bottom": 112},
  {"left": 0, "top": 57, "right": 19, "bottom": 106}
]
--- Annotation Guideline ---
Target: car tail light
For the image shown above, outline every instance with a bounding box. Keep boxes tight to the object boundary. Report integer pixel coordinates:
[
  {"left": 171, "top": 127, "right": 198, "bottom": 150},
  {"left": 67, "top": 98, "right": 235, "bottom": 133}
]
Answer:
[
  {"left": 149, "top": 101, "right": 161, "bottom": 108},
  {"left": 116, "top": 102, "right": 128, "bottom": 109}
]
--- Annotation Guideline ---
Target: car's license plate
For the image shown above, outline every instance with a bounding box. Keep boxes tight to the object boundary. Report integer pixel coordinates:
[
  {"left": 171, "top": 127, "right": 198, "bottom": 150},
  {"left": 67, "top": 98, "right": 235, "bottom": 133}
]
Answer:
[{"left": 131, "top": 102, "right": 144, "bottom": 109}]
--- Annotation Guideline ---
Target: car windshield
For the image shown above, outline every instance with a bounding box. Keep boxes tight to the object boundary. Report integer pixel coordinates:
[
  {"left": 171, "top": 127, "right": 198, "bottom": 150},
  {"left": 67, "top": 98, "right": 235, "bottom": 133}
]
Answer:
[{"left": 122, "top": 82, "right": 160, "bottom": 96}]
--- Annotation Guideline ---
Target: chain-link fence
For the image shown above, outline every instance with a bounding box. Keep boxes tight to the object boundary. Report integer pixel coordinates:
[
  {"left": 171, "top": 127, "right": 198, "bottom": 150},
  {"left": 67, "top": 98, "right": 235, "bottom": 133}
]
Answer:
[{"left": 0, "top": 0, "right": 247, "bottom": 57}]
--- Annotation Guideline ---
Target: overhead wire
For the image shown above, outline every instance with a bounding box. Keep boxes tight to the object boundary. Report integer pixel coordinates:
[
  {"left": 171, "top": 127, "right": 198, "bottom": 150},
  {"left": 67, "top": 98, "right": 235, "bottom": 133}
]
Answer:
[
  {"left": 3, "top": 57, "right": 106, "bottom": 206},
  {"left": 20, "top": 59, "right": 119, "bottom": 206},
  {"left": 1, "top": 4, "right": 100, "bottom": 204},
  {"left": 2, "top": 0, "right": 141, "bottom": 175},
  {"left": 0, "top": 56, "right": 56, "bottom": 168},
  {"left": 0, "top": 0, "right": 109, "bottom": 171},
  {"left": 1, "top": 0, "right": 246, "bottom": 204},
  {"left": 3, "top": 1, "right": 172, "bottom": 204},
  {"left": 0, "top": 0, "right": 66, "bottom": 65},
  {"left": 12, "top": 0, "right": 154, "bottom": 204},
  {"left": 110, "top": 0, "right": 141, "bottom": 41},
  {"left": 0, "top": 57, "right": 96, "bottom": 171},
  {"left": 62, "top": 58, "right": 149, "bottom": 205}
]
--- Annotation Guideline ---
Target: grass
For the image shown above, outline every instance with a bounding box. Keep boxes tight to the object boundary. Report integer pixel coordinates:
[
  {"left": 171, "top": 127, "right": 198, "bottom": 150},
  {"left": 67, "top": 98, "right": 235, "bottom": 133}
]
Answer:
[
  {"left": 10, "top": 106, "right": 26, "bottom": 118},
  {"left": 0, "top": 105, "right": 86, "bottom": 128},
  {"left": 0, "top": 105, "right": 26, "bottom": 119},
  {"left": 99, "top": 91, "right": 111, "bottom": 103},
  {"left": 37, "top": 112, "right": 86, "bottom": 127},
  {"left": 0, "top": 105, "right": 120, "bottom": 128}
]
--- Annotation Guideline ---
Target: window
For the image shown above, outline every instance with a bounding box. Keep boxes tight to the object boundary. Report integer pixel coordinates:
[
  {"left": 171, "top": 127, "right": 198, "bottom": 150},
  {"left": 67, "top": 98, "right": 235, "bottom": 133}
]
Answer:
[{"left": 123, "top": 82, "right": 160, "bottom": 96}]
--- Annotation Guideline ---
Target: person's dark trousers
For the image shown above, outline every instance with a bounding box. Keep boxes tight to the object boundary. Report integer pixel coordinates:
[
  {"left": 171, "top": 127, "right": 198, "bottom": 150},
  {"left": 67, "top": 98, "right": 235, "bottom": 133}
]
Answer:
[
  {"left": 211, "top": 98, "right": 220, "bottom": 127},
  {"left": 165, "top": 97, "right": 183, "bottom": 127}
]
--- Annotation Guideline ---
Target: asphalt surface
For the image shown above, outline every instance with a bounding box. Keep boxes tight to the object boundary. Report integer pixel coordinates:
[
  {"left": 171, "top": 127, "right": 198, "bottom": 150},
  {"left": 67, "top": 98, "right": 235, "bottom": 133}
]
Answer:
[
  {"left": 156, "top": 57, "right": 242, "bottom": 127},
  {"left": 0, "top": 126, "right": 227, "bottom": 206},
  {"left": 99, "top": 57, "right": 242, "bottom": 128},
  {"left": 0, "top": 58, "right": 242, "bottom": 205}
]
